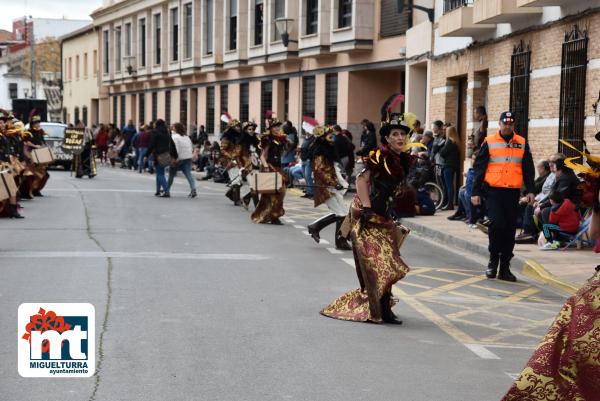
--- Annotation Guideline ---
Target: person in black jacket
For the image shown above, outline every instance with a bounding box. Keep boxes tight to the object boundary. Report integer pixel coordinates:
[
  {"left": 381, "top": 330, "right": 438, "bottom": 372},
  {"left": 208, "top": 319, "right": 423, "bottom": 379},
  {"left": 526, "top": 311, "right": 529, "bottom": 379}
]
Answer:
[
  {"left": 439, "top": 126, "right": 460, "bottom": 210},
  {"left": 538, "top": 158, "right": 581, "bottom": 225},
  {"left": 144, "top": 119, "right": 177, "bottom": 197},
  {"left": 356, "top": 119, "right": 377, "bottom": 157}
]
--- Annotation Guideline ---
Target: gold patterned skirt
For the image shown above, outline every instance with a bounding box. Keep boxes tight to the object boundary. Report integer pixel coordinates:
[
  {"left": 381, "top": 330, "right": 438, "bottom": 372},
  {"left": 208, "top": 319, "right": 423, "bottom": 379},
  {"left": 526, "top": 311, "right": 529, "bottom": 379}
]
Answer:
[
  {"left": 251, "top": 170, "right": 286, "bottom": 224},
  {"left": 320, "top": 196, "right": 410, "bottom": 323},
  {"left": 312, "top": 155, "right": 336, "bottom": 208},
  {"left": 502, "top": 270, "right": 600, "bottom": 401}
]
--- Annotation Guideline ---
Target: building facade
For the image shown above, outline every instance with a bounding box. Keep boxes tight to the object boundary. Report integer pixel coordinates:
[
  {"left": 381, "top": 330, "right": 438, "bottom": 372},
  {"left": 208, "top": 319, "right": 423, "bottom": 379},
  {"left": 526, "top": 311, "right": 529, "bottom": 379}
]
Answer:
[
  {"left": 91, "top": 0, "right": 420, "bottom": 135},
  {"left": 429, "top": 0, "right": 600, "bottom": 169},
  {"left": 61, "top": 25, "right": 102, "bottom": 127}
]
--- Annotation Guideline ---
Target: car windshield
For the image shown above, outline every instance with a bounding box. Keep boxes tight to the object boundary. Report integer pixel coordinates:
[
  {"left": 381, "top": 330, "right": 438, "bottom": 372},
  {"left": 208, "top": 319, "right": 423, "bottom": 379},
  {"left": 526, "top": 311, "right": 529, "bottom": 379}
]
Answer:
[{"left": 42, "top": 125, "right": 66, "bottom": 139}]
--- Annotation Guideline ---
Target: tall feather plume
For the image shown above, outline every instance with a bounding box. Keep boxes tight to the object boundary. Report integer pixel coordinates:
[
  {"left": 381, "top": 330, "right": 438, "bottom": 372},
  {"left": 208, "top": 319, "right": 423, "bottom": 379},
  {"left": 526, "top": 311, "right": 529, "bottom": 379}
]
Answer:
[{"left": 380, "top": 93, "right": 404, "bottom": 121}]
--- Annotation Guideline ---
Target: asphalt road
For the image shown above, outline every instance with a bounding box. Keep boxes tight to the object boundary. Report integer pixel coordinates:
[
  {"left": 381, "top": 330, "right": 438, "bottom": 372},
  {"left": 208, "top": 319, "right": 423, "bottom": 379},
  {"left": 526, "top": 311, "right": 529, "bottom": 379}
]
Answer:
[{"left": 0, "top": 167, "right": 568, "bottom": 401}]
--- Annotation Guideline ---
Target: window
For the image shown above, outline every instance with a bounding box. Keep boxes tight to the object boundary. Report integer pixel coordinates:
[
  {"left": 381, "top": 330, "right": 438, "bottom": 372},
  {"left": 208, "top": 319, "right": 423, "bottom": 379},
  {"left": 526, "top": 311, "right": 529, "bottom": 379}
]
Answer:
[
  {"left": 254, "top": 0, "right": 263, "bottom": 45},
  {"left": 260, "top": 80, "right": 272, "bottom": 132},
  {"left": 206, "top": 86, "right": 215, "bottom": 134},
  {"left": 165, "top": 90, "right": 171, "bottom": 125},
  {"left": 306, "top": 0, "right": 318, "bottom": 35},
  {"left": 272, "top": 0, "right": 285, "bottom": 41},
  {"left": 302, "top": 76, "right": 315, "bottom": 118},
  {"left": 103, "top": 30, "right": 109, "bottom": 74},
  {"left": 229, "top": 0, "right": 237, "bottom": 50},
  {"left": 74, "top": 107, "right": 80, "bottom": 125},
  {"left": 84, "top": 53, "right": 88, "bottom": 78},
  {"left": 154, "top": 13, "right": 161, "bottom": 65},
  {"left": 120, "top": 95, "right": 126, "bottom": 128},
  {"left": 380, "top": 0, "right": 410, "bottom": 37},
  {"left": 93, "top": 50, "right": 98, "bottom": 76},
  {"left": 139, "top": 18, "right": 146, "bottom": 67},
  {"left": 68, "top": 57, "right": 72, "bottom": 81},
  {"left": 240, "top": 83, "right": 249, "bottom": 122},
  {"left": 171, "top": 8, "right": 179, "bottom": 61},
  {"left": 283, "top": 78, "right": 289, "bottom": 120},
  {"left": 76, "top": 55, "right": 80, "bottom": 79},
  {"left": 184, "top": 4, "right": 192, "bottom": 59},
  {"left": 325, "top": 73, "right": 338, "bottom": 125},
  {"left": 125, "top": 23, "right": 132, "bottom": 57},
  {"left": 139, "top": 93, "right": 145, "bottom": 125},
  {"left": 82, "top": 106, "right": 88, "bottom": 126},
  {"left": 205, "top": 0, "right": 213, "bottom": 55},
  {"left": 559, "top": 25, "right": 588, "bottom": 157},
  {"left": 112, "top": 96, "right": 118, "bottom": 125},
  {"left": 338, "top": 0, "right": 352, "bottom": 28},
  {"left": 63, "top": 108, "right": 67, "bottom": 124},
  {"left": 115, "top": 26, "right": 122, "bottom": 72},
  {"left": 220, "top": 85, "right": 228, "bottom": 132},
  {"left": 152, "top": 92, "right": 158, "bottom": 121},
  {"left": 510, "top": 40, "right": 531, "bottom": 139},
  {"left": 180, "top": 89, "right": 188, "bottom": 125},
  {"left": 9, "top": 83, "right": 18, "bottom": 99}
]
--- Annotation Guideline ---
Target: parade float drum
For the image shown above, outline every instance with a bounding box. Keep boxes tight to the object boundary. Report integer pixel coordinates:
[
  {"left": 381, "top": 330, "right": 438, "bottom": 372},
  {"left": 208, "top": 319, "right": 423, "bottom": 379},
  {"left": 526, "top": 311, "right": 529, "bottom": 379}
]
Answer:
[
  {"left": 31, "top": 146, "right": 54, "bottom": 164},
  {"left": 0, "top": 169, "right": 18, "bottom": 201},
  {"left": 249, "top": 171, "right": 284, "bottom": 194}
]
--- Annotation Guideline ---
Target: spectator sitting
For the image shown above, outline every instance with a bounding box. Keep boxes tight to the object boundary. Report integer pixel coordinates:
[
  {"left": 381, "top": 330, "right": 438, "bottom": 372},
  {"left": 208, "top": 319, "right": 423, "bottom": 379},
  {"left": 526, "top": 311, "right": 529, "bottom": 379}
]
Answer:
[
  {"left": 414, "top": 181, "right": 436, "bottom": 216},
  {"left": 448, "top": 153, "right": 485, "bottom": 227},
  {"left": 197, "top": 140, "right": 213, "bottom": 172},
  {"left": 418, "top": 131, "right": 434, "bottom": 158},
  {"left": 540, "top": 191, "right": 581, "bottom": 250},
  {"left": 515, "top": 159, "right": 552, "bottom": 243},
  {"left": 537, "top": 157, "right": 582, "bottom": 226}
]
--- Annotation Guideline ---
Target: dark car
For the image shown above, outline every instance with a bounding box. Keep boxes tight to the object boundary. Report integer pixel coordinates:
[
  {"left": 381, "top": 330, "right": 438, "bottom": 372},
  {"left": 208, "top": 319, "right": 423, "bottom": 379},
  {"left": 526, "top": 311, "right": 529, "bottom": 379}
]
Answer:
[{"left": 26, "top": 122, "right": 72, "bottom": 170}]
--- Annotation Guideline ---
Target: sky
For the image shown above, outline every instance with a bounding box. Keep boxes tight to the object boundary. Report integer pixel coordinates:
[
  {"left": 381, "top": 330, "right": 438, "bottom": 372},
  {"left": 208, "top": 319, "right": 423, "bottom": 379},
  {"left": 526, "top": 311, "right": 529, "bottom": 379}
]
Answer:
[{"left": 0, "top": 0, "right": 102, "bottom": 31}]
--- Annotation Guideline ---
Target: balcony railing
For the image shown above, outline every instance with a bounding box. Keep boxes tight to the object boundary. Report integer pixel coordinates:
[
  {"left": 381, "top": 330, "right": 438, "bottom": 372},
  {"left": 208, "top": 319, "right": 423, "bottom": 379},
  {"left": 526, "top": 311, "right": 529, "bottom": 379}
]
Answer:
[{"left": 444, "top": 0, "right": 474, "bottom": 14}]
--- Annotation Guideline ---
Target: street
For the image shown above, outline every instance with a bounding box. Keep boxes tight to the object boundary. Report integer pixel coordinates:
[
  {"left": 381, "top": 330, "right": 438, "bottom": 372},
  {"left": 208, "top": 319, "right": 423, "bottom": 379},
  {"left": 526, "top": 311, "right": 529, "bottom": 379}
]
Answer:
[{"left": 1, "top": 168, "right": 568, "bottom": 401}]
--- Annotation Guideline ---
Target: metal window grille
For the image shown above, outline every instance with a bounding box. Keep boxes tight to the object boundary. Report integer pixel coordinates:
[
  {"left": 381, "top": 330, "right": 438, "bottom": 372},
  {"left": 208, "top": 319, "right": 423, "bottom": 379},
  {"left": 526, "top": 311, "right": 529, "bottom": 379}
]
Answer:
[
  {"left": 139, "top": 93, "right": 145, "bottom": 125},
  {"left": 306, "top": 0, "right": 318, "bottom": 35},
  {"left": 206, "top": 86, "right": 215, "bottom": 134},
  {"left": 152, "top": 92, "right": 158, "bottom": 121},
  {"left": 220, "top": 85, "right": 228, "bottom": 132},
  {"left": 302, "top": 76, "right": 316, "bottom": 118},
  {"left": 338, "top": 0, "right": 352, "bottom": 28},
  {"left": 509, "top": 40, "right": 531, "bottom": 139},
  {"left": 443, "top": 0, "right": 473, "bottom": 14},
  {"left": 240, "top": 83, "right": 249, "bottom": 122},
  {"left": 380, "top": 0, "right": 410, "bottom": 37},
  {"left": 325, "top": 73, "right": 338, "bottom": 125},
  {"left": 120, "top": 95, "right": 126, "bottom": 128},
  {"left": 82, "top": 106, "right": 88, "bottom": 126},
  {"left": 180, "top": 89, "right": 188, "bottom": 127},
  {"left": 261, "top": 81, "right": 273, "bottom": 132},
  {"left": 558, "top": 25, "right": 588, "bottom": 157},
  {"left": 140, "top": 19, "right": 146, "bottom": 67},
  {"left": 165, "top": 90, "right": 172, "bottom": 126}
]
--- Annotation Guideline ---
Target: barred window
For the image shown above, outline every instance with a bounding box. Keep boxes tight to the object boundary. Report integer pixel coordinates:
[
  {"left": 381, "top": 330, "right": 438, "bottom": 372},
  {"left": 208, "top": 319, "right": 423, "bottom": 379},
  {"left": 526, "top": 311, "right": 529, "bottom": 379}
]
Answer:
[
  {"left": 180, "top": 89, "right": 188, "bottom": 126},
  {"left": 220, "top": 84, "right": 228, "bottom": 132},
  {"left": 120, "top": 95, "right": 126, "bottom": 128},
  {"left": 139, "top": 93, "right": 145, "bottom": 125},
  {"left": 152, "top": 92, "right": 158, "bottom": 121},
  {"left": 325, "top": 73, "right": 338, "bottom": 125},
  {"left": 510, "top": 41, "right": 531, "bottom": 139},
  {"left": 559, "top": 25, "right": 588, "bottom": 157},
  {"left": 240, "top": 83, "right": 249, "bottom": 122},
  {"left": 302, "top": 76, "right": 315, "bottom": 118},
  {"left": 306, "top": 0, "right": 318, "bottom": 35},
  {"left": 380, "top": 0, "right": 410, "bottom": 37},
  {"left": 260, "top": 80, "right": 273, "bottom": 132},
  {"left": 165, "top": 90, "right": 171, "bottom": 126},
  {"left": 82, "top": 106, "right": 88, "bottom": 127},
  {"left": 206, "top": 86, "right": 215, "bottom": 134}
]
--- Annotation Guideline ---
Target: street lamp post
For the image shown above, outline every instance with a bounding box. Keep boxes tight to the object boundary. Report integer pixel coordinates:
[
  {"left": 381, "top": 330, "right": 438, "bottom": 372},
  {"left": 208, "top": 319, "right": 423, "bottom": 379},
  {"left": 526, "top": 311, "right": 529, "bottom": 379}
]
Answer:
[{"left": 274, "top": 18, "right": 297, "bottom": 47}]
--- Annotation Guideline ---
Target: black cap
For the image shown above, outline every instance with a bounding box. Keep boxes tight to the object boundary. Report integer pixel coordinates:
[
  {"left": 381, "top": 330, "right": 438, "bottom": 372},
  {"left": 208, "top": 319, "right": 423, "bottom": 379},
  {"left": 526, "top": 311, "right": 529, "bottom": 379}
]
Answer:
[{"left": 499, "top": 111, "right": 515, "bottom": 123}]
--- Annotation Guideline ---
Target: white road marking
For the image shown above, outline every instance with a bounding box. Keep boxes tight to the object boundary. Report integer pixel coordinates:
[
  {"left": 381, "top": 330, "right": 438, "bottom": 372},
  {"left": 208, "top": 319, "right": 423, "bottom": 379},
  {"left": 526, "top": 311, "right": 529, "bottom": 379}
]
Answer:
[
  {"left": 293, "top": 225, "right": 305, "bottom": 229},
  {"left": 320, "top": 239, "right": 330, "bottom": 245},
  {"left": 464, "top": 344, "right": 501, "bottom": 360},
  {"left": 44, "top": 188, "right": 222, "bottom": 195},
  {"left": 341, "top": 258, "right": 355, "bottom": 267},
  {"left": 326, "top": 248, "right": 343, "bottom": 254},
  {"left": 0, "top": 251, "right": 270, "bottom": 260},
  {"left": 301, "top": 230, "right": 310, "bottom": 236}
]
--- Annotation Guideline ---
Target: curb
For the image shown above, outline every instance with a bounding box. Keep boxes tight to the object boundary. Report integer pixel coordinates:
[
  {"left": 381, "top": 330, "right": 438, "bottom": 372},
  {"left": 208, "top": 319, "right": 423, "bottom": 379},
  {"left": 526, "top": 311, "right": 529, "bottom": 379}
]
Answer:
[{"left": 401, "top": 218, "right": 579, "bottom": 295}]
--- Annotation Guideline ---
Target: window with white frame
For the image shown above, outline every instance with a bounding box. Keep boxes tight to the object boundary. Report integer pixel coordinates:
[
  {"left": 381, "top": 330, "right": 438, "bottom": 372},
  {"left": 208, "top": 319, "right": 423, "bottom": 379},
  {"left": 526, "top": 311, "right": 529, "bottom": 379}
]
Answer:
[
  {"left": 139, "top": 18, "right": 146, "bottom": 67},
  {"left": 115, "top": 26, "right": 122, "bottom": 72},
  {"left": 125, "top": 23, "right": 132, "bottom": 57},
  {"left": 254, "top": 0, "right": 263, "bottom": 45},
  {"left": 9, "top": 83, "right": 18, "bottom": 99},
  {"left": 338, "top": 0, "right": 352, "bottom": 28},
  {"left": 184, "top": 3, "right": 192, "bottom": 59},
  {"left": 228, "top": 0, "right": 237, "bottom": 51},
  {"left": 205, "top": 0, "right": 214, "bottom": 55},
  {"left": 170, "top": 7, "right": 179, "bottom": 61},
  {"left": 306, "top": 0, "right": 318, "bottom": 35},
  {"left": 103, "top": 30, "right": 109, "bottom": 74},
  {"left": 272, "top": 0, "right": 285, "bottom": 41},
  {"left": 154, "top": 13, "right": 161, "bottom": 65}
]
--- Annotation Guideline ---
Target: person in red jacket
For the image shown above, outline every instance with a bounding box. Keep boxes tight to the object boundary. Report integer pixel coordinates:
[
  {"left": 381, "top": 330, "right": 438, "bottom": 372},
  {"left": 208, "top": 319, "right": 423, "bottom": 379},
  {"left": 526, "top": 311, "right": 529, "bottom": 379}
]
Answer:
[{"left": 540, "top": 191, "right": 580, "bottom": 250}]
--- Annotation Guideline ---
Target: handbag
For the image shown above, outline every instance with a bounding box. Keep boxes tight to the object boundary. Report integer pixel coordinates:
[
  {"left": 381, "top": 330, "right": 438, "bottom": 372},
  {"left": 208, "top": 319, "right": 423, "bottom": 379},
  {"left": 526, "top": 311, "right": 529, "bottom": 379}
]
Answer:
[{"left": 157, "top": 152, "right": 172, "bottom": 167}]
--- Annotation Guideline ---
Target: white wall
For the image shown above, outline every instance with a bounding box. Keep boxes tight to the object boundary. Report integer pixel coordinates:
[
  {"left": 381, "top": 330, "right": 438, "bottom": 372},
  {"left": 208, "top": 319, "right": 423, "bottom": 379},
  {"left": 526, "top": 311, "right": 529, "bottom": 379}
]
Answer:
[{"left": 0, "top": 63, "right": 46, "bottom": 110}]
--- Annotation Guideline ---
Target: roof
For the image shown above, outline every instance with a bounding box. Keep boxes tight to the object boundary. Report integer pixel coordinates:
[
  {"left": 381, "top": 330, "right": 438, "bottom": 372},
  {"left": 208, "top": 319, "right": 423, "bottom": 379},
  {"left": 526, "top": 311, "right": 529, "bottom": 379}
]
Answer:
[
  {"left": 59, "top": 23, "right": 95, "bottom": 42},
  {"left": 0, "top": 29, "right": 15, "bottom": 42}
]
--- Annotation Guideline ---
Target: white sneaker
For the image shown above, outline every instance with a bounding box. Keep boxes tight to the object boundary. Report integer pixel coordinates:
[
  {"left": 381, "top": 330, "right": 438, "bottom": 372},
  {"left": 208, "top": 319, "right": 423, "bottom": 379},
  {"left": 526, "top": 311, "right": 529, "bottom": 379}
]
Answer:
[
  {"left": 540, "top": 241, "right": 559, "bottom": 251},
  {"left": 468, "top": 224, "right": 478, "bottom": 229}
]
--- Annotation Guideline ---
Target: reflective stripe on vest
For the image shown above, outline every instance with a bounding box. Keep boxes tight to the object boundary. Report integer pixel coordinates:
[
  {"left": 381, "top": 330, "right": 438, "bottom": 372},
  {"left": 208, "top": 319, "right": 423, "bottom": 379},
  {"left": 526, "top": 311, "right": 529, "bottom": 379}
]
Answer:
[{"left": 484, "top": 132, "right": 526, "bottom": 189}]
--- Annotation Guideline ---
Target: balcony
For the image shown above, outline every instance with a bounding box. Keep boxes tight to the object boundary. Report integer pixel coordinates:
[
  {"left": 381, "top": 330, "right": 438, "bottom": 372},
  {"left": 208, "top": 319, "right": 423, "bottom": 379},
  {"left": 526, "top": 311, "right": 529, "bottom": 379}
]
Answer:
[
  {"left": 473, "top": 0, "right": 542, "bottom": 24},
  {"left": 517, "top": 0, "right": 571, "bottom": 6},
  {"left": 406, "top": 20, "right": 432, "bottom": 58},
  {"left": 329, "top": 0, "right": 374, "bottom": 53},
  {"left": 439, "top": 2, "right": 495, "bottom": 37}
]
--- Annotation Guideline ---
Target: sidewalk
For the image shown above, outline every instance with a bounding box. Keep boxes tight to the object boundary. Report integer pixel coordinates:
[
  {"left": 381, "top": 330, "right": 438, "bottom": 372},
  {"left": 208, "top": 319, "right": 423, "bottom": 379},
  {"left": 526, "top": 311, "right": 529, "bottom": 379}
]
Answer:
[{"left": 402, "top": 210, "right": 597, "bottom": 295}]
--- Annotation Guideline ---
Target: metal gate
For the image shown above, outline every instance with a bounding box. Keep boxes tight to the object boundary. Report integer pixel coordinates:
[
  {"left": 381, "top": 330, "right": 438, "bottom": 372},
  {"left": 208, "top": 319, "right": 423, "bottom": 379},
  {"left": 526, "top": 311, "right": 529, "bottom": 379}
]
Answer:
[
  {"left": 558, "top": 25, "right": 588, "bottom": 156},
  {"left": 510, "top": 40, "right": 531, "bottom": 139}
]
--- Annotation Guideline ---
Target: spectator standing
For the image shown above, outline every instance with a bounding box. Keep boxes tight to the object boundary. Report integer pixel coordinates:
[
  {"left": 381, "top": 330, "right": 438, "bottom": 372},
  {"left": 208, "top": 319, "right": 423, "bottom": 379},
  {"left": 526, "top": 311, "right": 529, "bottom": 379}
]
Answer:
[
  {"left": 468, "top": 106, "right": 488, "bottom": 158},
  {"left": 431, "top": 120, "right": 446, "bottom": 190},
  {"left": 197, "top": 125, "right": 208, "bottom": 147},
  {"left": 356, "top": 119, "right": 377, "bottom": 157},
  {"left": 332, "top": 125, "right": 354, "bottom": 179},
  {"left": 145, "top": 119, "right": 176, "bottom": 197},
  {"left": 120, "top": 120, "right": 137, "bottom": 166},
  {"left": 471, "top": 111, "right": 535, "bottom": 282},
  {"left": 137, "top": 125, "right": 152, "bottom": 173},
  {"left": 167, "top": 122, "right": 197, "bottom": 198},
  {"left": 299, "top": 128, "right": 315, "bottom": 199},
  {"left": 439, "top": 126, "right": 460, "bottom": 210},
  {"left": 281, "top": 121, "right": 299, "bottom": 169},
  {"left": 95, "top": 124, "right": 110, "bottom": 165}
]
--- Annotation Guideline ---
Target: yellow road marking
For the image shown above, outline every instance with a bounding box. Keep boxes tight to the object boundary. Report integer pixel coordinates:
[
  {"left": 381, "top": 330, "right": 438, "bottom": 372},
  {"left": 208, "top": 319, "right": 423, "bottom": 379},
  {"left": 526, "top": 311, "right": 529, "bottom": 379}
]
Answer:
[
  {"left": 417, "top": 274, "right": 455, "bottom": 283},
  {"left": 396, "top": 281, "right": 432, "bottom": 290},
  {"left": 470, "top": 284, "right": 513, "bottom": 295},
  {"left": 503, "top": 287, "right": 540, "bottom": 303},
  {"left": 436, "top": 268, "right": 477, "bottom": 277},
  {"left": 416, "top": 276, "right": 487, "bottom": 298}
]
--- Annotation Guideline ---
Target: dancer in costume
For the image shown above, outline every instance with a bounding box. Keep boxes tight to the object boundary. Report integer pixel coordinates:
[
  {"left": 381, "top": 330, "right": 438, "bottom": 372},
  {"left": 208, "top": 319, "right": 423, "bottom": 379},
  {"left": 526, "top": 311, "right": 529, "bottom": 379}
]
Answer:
[
  {"left": 239, "top": 121, "right": 260, "bottom": 210},
  {"left": 220, "top": 114, "right": 244, "bottom": 206},
  {"left": 25, "top": 113, "right": 50, "bottom": 196},
  {"left": 321, "top": 95, "right": 415, "bottom": 324},
  {"left": 251, "top": 118, "right": 287, "bottom": 225},
  {"left": 304, "top": 117, "right": 351, "bottom": 250},
  {"left": 0, "top": 110, "right": 24, "bottom": 218},
  {"left": 72, "top": 121, "right": 97, "bottom": 178}
]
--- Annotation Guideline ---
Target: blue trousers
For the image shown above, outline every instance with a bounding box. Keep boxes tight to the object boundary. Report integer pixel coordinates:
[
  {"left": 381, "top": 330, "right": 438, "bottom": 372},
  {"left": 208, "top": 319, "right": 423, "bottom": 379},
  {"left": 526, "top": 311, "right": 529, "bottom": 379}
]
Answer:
[
  {"left": 155, "top": 164, "right": 168, "bottom": 193},
  {"left": 302, "top": 160, "right": 314, "bottom": 195}
]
